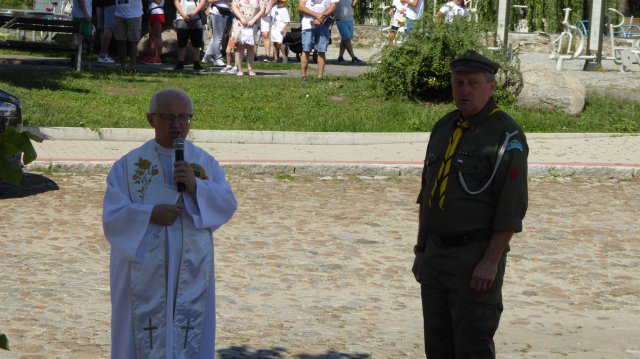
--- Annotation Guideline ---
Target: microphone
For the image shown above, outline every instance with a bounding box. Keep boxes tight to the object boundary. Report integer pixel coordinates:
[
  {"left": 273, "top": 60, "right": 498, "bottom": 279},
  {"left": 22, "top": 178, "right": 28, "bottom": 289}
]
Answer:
[{"left": 173, "top": 138, "right": 185, "bottom": 192}]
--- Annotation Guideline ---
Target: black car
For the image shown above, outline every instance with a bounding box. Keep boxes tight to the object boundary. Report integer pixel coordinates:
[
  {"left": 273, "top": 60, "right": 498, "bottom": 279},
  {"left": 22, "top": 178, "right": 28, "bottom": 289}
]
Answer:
[{"left": 0, "top": 88, "right": 23, "bottom": 166}]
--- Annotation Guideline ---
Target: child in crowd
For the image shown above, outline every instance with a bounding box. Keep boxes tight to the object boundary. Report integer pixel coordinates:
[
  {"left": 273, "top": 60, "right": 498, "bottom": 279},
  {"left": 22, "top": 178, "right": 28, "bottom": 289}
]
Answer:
[
  {"left": 230, "top": 0, "right": 266, "bottom": 76},
  {"left": 259, "top": 0, "right": 276, "bottom": 62},
  {"left": 436, "top": 0, "right": 467, "bottom": 22},
  {"left": 220, "top": 14, "right": 239, "bottom": 73},
  {"left": 269, "top": 0, "right": 290, "bottom": 63},
  {"left": 389, "top": 0, "right": 406, "bottom": 45},
  {"left": 221, "top": 37, "right": 238, "bottom": 73},
  {"left": 142, "top": 0, "right": 164, "bottom": 64}
]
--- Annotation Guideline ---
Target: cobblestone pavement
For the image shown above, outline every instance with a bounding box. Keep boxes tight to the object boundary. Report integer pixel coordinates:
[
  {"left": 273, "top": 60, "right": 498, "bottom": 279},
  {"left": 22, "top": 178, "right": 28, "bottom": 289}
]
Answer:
[{"left": 1, "top": 172, "right": 639, "bottom": 359}]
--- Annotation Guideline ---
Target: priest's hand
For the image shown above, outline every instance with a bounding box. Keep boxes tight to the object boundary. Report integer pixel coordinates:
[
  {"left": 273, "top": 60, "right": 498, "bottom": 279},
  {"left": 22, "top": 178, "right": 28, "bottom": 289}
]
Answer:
[
  {"left": 150, "top": 204, "right": 183, "bottom": 226},
  {"left": 174, "top": 160, "right": 197, "bottom": 193}
]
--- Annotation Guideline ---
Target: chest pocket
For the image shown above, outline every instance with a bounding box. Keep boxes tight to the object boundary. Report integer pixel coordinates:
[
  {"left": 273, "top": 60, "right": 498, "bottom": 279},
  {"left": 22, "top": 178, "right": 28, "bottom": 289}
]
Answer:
[{"left": 455, "top": 146, "right": 492, "bottom": 192}]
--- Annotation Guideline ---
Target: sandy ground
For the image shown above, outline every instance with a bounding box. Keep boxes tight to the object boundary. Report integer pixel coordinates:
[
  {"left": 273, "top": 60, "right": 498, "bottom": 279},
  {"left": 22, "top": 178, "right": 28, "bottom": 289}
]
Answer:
[{"left": 1, "top": 171, "right": 639, "bottom": 359}]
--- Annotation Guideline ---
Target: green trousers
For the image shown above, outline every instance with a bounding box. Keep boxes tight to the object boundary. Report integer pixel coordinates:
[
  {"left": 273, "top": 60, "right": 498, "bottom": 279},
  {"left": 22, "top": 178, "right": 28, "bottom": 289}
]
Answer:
[{"left": 420, "top": 238, "right": 507, "bottom": 359}]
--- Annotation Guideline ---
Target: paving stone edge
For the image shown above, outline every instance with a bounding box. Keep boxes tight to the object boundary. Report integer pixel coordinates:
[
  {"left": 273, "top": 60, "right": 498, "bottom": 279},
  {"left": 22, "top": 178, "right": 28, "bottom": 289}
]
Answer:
[{"left": 24, "top": 161, "right": 639, "bottom": 179}]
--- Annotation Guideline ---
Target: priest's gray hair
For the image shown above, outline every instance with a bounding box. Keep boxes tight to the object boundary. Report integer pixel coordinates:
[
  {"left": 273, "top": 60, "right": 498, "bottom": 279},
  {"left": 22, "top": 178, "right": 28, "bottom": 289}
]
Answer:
[{"left": 148, "top": 87, "right": 194, "bottom": 114}]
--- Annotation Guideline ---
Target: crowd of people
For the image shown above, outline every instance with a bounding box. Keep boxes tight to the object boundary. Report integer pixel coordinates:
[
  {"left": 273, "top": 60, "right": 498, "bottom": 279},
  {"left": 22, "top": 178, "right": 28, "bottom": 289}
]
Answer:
[{"left": 79, "top": 0, "right": 470, "bottom": 77}]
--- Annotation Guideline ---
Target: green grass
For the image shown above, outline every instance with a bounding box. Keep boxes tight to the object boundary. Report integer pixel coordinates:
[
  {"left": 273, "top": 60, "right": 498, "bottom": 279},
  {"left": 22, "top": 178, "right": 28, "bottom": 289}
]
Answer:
[
  {"left": 0, "top": 68, "right": 638, "bottom": 133},
  {"left": 1, "top": 0, "right": 31, "bottom": 9}
]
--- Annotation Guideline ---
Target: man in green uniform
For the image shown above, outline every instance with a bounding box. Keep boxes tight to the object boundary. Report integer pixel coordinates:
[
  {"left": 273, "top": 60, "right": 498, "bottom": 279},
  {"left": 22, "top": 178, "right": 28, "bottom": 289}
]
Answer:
[{"left": 412, "top": 50, "right": 528, "bottom": 358}]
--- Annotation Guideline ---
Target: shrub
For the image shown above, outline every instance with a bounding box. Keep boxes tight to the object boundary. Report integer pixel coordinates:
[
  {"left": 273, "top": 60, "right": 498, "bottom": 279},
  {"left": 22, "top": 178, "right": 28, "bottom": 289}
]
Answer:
[{"left": 368, "top": 17, "right": 522, "bottom": 106}]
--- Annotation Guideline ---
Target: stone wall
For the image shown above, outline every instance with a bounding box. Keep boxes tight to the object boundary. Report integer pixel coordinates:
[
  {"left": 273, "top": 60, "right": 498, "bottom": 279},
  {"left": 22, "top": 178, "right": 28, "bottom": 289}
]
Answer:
[{"left": 287, "top": 22, "right": 389, "bottom": 48}]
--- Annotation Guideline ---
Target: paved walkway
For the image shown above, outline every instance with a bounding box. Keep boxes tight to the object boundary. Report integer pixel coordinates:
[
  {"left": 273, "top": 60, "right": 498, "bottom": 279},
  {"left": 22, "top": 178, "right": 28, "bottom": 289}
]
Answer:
[
  {"left": 4, "top": 43, "right": 639, "bottom": 178},
  {"left": 26, "top": 128, "right": 640, "bottom": 178},
  {"left": 2, "top": 173, "right": 640, "bottom": 358}
]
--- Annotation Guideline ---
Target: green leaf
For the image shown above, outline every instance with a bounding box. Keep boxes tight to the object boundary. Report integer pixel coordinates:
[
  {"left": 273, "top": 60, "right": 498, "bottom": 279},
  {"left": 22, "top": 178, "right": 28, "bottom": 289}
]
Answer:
[
  {"left": 0, "top": 127, "right": 42, "bottom": 184},
  {"left": 21, "top": 136, "right": 39, "bottom": 165},
  {"left": 0, "top": 157, "right": 22, "bottom": 185},
  {"left": 0, "top": 333, "right": 9, "bottom": 351}
]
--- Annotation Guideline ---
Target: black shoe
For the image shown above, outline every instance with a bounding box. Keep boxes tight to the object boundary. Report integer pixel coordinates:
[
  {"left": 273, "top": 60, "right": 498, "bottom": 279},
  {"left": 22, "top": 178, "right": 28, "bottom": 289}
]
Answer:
[
  {"left": 337, "top": 57, "right": 345, "bottom": 63},
  {"left": 173, "top": 62, "right": 184, "bottom": 70},
  {"left": 193, "top": 62, "right": 203, "bottom": 72},
  {"left": 352, "top": 57, "right": 362, "bottom": 64}
]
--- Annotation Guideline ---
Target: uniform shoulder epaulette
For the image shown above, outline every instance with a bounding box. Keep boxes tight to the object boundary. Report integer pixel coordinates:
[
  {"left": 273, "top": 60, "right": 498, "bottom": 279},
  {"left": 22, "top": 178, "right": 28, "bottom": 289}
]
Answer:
[{"left": 490, "top": 109, "right": 522, "bottom": 133}]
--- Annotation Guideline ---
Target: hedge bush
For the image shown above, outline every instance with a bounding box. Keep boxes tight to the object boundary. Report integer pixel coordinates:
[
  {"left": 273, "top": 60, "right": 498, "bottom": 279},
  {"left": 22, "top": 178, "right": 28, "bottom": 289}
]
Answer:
[{"left": 368, "top": 17, "right": 522, "bottom": 105}]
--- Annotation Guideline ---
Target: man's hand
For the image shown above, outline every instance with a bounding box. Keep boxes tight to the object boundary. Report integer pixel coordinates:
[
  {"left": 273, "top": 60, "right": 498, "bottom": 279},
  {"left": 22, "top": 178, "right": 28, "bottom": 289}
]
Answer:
[
  {"left": 470, "top": 257, "right": 498, "bottom": 292},
  {"left": 174, "top": 161, "right": 197, "bottom": 193},
  {"left": 470, "top": 230, "right": 512, "bottom": 292},
  {"left": 150, "top": 204, "right": 183, "bottom": 226}
]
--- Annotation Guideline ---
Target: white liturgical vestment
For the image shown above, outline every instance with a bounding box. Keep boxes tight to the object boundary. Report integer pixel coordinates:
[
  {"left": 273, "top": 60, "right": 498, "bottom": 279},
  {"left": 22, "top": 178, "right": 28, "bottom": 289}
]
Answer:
[{"left": 102, "top": 139, "right": 237, "bottom": 359}]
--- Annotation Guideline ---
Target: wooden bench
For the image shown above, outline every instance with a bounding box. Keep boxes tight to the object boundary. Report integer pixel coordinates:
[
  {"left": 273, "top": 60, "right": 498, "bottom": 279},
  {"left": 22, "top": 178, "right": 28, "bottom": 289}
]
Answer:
[{"left": 0, "top": 10, "right": 83, "bottom": 71}]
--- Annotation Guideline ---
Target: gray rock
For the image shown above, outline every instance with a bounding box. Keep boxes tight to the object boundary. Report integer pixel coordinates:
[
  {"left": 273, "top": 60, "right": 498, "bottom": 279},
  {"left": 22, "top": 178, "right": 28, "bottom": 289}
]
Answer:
[{"left": 517, "top": 63, "right": 586, "bottom": 115}]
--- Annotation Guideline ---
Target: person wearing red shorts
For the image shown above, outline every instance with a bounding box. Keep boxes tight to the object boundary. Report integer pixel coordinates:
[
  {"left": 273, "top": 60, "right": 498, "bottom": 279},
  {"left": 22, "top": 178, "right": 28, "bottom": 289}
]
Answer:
[{"left": 142, "top": 0, "right": 165, "bottom": 64}]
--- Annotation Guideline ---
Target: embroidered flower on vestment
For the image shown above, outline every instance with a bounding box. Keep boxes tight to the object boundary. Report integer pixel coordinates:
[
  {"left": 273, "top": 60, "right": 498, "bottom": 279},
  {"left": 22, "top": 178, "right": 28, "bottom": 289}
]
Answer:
[{"left": 133, "top": 157, "right": 159, "bottom": 199}]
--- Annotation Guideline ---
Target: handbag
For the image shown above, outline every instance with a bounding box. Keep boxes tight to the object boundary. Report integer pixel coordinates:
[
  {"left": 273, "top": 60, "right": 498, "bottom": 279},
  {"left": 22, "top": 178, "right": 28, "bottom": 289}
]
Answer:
[{"left": 214, "top": 5, "right": 233, "bottom": 16}]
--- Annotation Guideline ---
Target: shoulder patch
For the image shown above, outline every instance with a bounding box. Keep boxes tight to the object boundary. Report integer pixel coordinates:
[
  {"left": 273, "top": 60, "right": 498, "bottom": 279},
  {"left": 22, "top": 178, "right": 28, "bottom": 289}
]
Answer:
[{"left": 505, "top": 139, "right": 524, "bottom": 152}]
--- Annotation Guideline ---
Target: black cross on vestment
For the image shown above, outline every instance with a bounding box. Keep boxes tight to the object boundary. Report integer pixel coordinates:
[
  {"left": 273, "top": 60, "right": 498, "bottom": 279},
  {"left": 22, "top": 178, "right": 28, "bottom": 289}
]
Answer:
[
  {"left": 143, "top": 318, "right": 158, "bottom": 350},
  {"left": 181, "top": 318, "right": 194, "bottom": 349}
]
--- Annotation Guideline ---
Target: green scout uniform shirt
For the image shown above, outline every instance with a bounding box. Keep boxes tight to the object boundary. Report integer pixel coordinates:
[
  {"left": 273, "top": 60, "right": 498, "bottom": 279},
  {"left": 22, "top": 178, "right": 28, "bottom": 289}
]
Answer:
[{"left": 417, "top": 98, "right": 528, "bottom": 239}]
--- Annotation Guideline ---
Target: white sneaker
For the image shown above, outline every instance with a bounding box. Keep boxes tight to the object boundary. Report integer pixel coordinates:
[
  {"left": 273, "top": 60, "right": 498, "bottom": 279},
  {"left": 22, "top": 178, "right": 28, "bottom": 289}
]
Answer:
[
  {"left": 220, "top": 65, "right": 232, "bottom": 73},
  {"left": 97, "top": 55, "right": 115, "bottom": 64},
  {"left": 227, "top": 67, "right": 238, "bottom": 75},
  {"left": 236, "top": 71, "right": 244, "bottom": 76},
  {"left": 214, "top": 59, "right": 226, "bottom": 66}
]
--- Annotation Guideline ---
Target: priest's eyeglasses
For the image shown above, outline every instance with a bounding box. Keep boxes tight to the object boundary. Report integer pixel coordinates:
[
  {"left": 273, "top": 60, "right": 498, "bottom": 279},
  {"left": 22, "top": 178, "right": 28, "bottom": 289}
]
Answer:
[{"left": 152, "top": 113, "right": 193, "bottom": 124}]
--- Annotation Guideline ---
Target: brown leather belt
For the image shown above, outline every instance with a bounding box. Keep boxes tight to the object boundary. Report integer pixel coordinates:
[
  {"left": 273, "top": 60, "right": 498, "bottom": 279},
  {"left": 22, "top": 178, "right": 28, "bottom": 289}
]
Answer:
[{"left": 430, "top": 231, "right": 492, "bottom": 247}]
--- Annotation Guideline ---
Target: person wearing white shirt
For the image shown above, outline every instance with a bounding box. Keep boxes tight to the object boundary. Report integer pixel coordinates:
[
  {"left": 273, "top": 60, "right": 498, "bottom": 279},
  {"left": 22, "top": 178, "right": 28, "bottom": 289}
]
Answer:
[
  {"left": 269, "top": 0, "right": 290, "bottom": 62},
  {"left": 436, "top": 0, "right": 467, "bottom": 22},
  {"left": 389, "top": 0, "right": 407, "bottom": 44},
  {"left": 114, "top": 0, "right": 144, "bottom": 69},
  {"left": 400, "top": 0, "right": 423, "bottom": 31},
  {"left": 298, "top": 0, "right": 339, "bottom": 82},
  {"left": 103, "top": 87, "right": 237, "bottom": 359}
]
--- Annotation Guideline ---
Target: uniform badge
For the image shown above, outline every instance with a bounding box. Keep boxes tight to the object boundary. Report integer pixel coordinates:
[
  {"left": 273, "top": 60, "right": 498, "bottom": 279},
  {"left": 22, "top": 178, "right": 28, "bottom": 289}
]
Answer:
[
  {"left": 190, "top": 163, "right": 209, "bottom": 180},
  {"left": 505, "top": 139, "right": 524, "bottom": 152},
  {"left": 510, "top": 167, "right": 519, "bottom": 180}
]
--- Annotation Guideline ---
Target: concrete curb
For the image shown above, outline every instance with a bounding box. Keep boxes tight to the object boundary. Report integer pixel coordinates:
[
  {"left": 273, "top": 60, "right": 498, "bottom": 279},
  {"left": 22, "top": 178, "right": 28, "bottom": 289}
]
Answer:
[
  {"left": 24, "top": 127, "right": 639, "bottom": 145},
  {"left": 25, "top": 161, "right": 639, "bottom": 179}
]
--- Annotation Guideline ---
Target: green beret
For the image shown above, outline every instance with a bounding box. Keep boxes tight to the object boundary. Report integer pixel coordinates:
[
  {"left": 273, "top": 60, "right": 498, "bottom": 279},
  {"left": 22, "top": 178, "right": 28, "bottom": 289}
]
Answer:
[{"left": 450, "top": 50, "right": 500, "bottom": 75}]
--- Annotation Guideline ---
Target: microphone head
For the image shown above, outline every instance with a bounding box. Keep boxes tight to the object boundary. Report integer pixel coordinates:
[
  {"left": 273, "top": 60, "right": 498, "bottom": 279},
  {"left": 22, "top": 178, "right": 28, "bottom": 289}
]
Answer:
[{"left": 173, "top": 138, "right": 185, "bottom": 150}]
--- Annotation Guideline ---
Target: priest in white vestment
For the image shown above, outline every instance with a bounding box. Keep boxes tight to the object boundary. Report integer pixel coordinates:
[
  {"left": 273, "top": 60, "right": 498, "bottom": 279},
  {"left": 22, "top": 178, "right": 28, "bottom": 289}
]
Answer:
[{"left": 102, "top": 88, "right": 237, "bottom": 359}]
